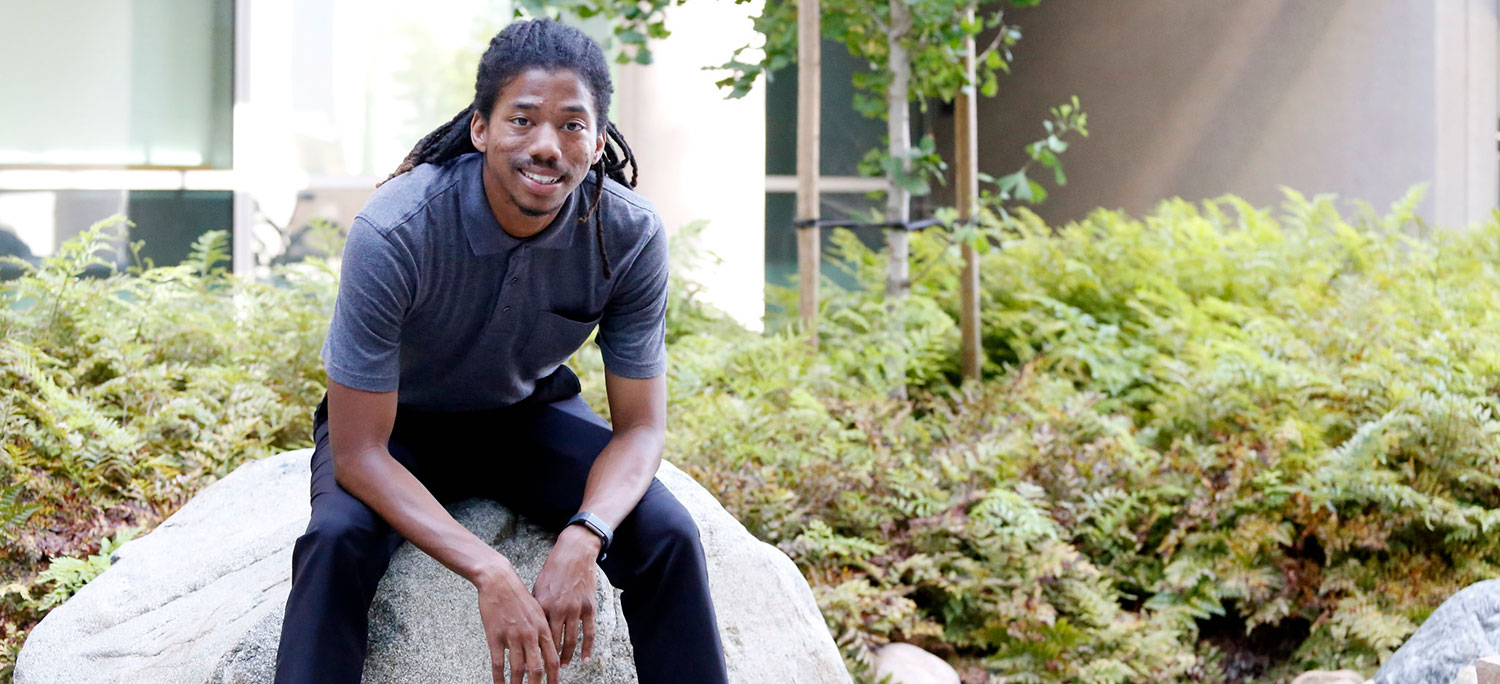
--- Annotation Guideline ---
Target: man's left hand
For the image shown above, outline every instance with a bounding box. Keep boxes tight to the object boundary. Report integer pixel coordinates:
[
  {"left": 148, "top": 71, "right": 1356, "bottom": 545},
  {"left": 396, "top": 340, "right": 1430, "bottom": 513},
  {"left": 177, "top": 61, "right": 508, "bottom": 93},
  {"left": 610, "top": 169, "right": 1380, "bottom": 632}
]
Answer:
[{"left": 533, "top": 525, "right": 602, "bottom": 667}]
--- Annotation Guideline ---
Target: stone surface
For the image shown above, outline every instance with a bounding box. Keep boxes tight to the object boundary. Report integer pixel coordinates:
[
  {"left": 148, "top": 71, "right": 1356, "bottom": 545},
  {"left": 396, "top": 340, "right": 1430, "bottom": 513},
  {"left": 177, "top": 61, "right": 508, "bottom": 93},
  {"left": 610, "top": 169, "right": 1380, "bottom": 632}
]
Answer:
[
  {"left": 1374, "top": 580, "right": 1500, "bottom": 684},
  {"left": 16, "top": 449, "right": 850, "bottom": 684},
  {"left": 872, "top": 643, "right": 959, "bottom": 684},
  {"left": 1290, "top": 670, "right": 1365, "bottom": 684},
  {"left": 1455, "top": 665, "right": 1479, "bottom": 684}
]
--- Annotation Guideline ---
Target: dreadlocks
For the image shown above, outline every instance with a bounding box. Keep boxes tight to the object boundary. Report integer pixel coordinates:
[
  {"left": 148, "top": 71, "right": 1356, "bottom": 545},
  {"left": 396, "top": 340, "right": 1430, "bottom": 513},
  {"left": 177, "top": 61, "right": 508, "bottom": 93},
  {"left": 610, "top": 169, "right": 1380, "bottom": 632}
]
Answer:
[{"left": 386, "top": 18, "right": 639, "bottom": 278}]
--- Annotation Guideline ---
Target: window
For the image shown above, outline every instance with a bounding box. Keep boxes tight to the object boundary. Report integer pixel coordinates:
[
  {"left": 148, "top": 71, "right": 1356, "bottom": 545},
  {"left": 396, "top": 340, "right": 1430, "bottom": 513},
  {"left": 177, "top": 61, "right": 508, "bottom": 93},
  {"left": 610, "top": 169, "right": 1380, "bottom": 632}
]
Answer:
[{"left": 0, "top": 0, "right": 234, "bottom": 168}]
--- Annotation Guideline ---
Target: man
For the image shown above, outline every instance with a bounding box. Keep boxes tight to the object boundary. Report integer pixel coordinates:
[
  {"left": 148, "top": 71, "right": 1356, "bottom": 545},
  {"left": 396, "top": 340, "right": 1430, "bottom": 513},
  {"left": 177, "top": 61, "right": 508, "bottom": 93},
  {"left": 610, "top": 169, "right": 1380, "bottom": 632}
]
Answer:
[{"left": 273, "top": 18, "right": 728, "bottom": 684}]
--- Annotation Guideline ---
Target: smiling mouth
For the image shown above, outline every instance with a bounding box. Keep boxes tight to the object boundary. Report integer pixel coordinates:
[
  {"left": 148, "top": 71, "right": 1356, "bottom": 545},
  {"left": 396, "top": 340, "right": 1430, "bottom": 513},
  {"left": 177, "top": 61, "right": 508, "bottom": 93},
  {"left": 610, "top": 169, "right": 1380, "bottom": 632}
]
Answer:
[{"left": 519, "top": 168, "right": 563, "bottom": 185}]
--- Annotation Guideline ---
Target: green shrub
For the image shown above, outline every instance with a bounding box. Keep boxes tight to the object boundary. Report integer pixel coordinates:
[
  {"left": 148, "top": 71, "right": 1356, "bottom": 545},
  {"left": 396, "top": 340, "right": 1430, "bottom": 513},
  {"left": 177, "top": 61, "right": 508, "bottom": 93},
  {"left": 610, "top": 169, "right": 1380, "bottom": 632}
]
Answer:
[
  {"left": 6, "top": 188, "right": 1500, "bottom": 683},
  {"left": 0, "top": 218, "right": 334, "bottom": 677},
  {"left": 614, "top": 187, "right": 1500, "bottom": 681}
]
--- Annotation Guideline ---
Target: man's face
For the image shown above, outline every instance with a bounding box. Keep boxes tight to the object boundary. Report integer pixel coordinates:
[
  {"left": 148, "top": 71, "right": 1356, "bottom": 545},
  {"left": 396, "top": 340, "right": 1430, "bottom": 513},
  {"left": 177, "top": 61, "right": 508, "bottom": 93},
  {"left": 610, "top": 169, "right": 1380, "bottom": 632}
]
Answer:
[{"left": 470, "top": 67, "right": 606, "bottom": 233}]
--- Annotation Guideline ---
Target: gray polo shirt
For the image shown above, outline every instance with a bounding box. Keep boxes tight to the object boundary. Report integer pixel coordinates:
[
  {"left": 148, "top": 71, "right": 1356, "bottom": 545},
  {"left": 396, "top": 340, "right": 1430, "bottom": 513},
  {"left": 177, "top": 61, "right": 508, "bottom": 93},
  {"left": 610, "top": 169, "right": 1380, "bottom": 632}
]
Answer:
[{"left": 321, "top": 152, "right": 667, "bottom": 411}]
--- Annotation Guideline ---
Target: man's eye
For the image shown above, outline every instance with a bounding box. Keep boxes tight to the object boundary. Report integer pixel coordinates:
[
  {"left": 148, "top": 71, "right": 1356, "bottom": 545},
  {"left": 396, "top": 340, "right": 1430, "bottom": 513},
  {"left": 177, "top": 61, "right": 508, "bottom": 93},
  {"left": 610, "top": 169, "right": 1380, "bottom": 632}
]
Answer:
[
  {"left": 511, "top": 117, "right": 530, "bottom": 126},
  {"left": 563, "top": 122, "right": 585, "bottom": 132}
]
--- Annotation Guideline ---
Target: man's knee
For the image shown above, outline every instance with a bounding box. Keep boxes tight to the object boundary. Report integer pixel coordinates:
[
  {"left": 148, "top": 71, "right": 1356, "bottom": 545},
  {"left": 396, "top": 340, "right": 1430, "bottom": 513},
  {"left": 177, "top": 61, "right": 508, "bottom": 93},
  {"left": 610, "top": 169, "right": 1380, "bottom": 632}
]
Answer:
[
  {"left": 654, "top": 507, "right": 702, "bottom": 553},
  {"left": 629, "top": 490, "right": 706, "bottom": 565},
  {"left": 294, "top": 503, "right": 386, "bottom": 567}
]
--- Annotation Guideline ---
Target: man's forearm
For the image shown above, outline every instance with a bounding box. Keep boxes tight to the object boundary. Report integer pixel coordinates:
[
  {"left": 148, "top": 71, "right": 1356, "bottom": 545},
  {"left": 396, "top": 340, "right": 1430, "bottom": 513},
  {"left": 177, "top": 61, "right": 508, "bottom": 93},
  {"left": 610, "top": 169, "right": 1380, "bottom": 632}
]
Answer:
[
  {"left": 574, "top": 425, "right": 664, "bottom": 530},
  {"left": 335, "top": 447, "right": 511, "bottom": 586}
]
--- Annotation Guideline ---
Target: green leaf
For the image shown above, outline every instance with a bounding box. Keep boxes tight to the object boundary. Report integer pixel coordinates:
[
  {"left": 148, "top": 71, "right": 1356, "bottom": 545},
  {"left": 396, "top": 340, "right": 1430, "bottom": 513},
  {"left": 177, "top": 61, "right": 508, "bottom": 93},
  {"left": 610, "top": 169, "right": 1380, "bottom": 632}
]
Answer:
[
  {"left": 996, "top": 170, "right": 1027, "bottom": 200},
  {"left": 917, "top": 134, "right": 936, "bottom": 155},
  {"left": 899, "top": 175, "right": 930, "bottom": 196},
  {"left": 1025, "top": 178, "right": 1048, "bottom": 204}
]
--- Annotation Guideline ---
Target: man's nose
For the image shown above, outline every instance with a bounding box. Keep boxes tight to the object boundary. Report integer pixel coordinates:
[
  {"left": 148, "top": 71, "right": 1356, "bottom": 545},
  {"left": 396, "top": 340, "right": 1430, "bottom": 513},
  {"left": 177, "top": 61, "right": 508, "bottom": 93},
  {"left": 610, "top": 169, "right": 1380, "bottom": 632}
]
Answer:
[{"left": 527, "top": 125, "right": 561, "bottom": 163}]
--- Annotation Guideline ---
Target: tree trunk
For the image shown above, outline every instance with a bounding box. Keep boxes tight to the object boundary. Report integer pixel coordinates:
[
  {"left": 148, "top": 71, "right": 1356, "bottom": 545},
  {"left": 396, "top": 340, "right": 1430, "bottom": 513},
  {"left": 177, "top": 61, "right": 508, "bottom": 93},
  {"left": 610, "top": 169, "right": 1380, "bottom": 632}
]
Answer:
[
  {"left": 884, "top": 0, "right": 911, "bottom": 400},
  {"left": 796, "top": 0, "right": 821, "bottom": 348},
  {"left": 885, "top": 0, "right": 911, "bottom": 301},
  {"left": 956, "top": 7, "right": 981, "bottom": 381}
]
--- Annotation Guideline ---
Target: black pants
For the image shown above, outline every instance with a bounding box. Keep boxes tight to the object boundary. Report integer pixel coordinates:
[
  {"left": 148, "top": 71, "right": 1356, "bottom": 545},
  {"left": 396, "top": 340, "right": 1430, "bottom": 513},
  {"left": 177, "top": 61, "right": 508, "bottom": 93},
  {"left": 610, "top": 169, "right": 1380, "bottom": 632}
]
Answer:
[{"left": 273, "top": 385, "right": 728, "bottom": 683}]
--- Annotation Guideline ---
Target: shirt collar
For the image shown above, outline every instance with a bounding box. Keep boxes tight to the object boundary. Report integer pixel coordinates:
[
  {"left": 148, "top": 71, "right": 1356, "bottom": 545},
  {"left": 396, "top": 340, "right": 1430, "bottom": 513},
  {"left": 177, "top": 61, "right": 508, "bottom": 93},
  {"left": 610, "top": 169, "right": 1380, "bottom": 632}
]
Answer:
[{"left": 458, "top": 153, "right": 582, "bottom": 256}]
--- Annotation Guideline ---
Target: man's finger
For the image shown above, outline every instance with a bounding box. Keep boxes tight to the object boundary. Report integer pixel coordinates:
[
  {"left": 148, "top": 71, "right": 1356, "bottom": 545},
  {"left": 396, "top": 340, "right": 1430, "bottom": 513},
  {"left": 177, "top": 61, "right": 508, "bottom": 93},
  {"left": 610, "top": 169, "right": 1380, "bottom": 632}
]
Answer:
[
  {"left": 539, "top": 633, "right": 560, "bottom": 684},
  {"left": 560, "top": 614, "right": 579, "bottom": 666},
  {"left": 509, "top": 640, "right": 525, "bottom": 684},
  {"left": 492, "top": 648, "right": 506, "bottom": 684},
  {"left": 525, "top": 642, "right": 547, "bottom": 684},
  {"left": 580, "top": 604, "right": 596, "bottom": 663},
  {"left": 548, "top": 612, "right": 564, "bottom": 659}
]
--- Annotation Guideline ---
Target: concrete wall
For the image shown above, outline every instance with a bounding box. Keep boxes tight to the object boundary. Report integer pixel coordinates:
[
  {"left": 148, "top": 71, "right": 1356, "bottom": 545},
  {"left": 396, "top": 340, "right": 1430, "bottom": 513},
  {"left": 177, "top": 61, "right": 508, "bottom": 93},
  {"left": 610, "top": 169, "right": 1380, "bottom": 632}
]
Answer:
[{"left": 935, "top": 0, "right": 1497, "bottom": 229}]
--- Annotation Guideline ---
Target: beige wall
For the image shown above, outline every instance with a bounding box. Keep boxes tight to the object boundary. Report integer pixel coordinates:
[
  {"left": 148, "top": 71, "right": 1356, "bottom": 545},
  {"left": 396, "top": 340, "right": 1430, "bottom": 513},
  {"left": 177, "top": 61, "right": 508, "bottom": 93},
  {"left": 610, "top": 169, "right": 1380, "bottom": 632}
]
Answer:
[
  {"left": 615, "top": 1, "right": 766, "bottom": 329},
  {"left": 937, "top": 0, "right": 1497, "bottom": 229}
]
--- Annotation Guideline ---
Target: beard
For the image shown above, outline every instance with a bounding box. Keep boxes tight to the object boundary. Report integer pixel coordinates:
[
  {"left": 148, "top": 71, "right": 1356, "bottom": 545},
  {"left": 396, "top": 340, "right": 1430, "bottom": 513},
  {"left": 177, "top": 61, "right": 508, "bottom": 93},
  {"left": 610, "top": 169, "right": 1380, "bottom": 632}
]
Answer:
[{"left": 509, "top": 189, "right": 564, "bottom": 217}]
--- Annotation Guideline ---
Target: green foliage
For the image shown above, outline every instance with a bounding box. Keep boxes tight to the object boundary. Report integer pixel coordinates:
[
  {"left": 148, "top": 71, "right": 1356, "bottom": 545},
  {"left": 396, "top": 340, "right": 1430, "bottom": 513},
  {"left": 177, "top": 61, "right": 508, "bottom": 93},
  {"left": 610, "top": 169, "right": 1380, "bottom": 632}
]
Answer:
[
  {"left": 979, "top": 96, "right": 1090, "bottom": 217},
  {"left": 513, "top": 0, "right": 687, "bottom": 65},
  {"left": 859, "top": 133, "right": 949, "bottom": 198},
  {"left": 0, "top": 217, "right": 334, "bottom": 679},
  {"left": 714, "top": 0, "right": 1032, "bottom": 107},
  {"left": 595, "top": 187, "right": 1500, "bottom": 681},
  {"left": 33, "top": 528, "right": 139, "bottom": 611},
  {"left": 714, "top": 0, "right": 1086, "bottom": 227}
]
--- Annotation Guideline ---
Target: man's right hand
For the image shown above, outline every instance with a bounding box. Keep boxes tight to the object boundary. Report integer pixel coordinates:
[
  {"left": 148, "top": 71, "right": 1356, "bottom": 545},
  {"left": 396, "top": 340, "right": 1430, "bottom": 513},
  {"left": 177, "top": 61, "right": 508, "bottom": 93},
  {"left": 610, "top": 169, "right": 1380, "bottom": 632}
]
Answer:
[{"left": 474, "top": 557, "right": 561, "bottom": 684}]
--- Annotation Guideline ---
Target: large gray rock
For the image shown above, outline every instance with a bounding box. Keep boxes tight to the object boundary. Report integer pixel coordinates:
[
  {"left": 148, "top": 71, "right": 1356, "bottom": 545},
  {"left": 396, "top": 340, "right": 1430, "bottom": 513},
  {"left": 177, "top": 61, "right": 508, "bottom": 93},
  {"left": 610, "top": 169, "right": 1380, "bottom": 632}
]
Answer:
[
  {"left": 16, "top": 449, "right": 850, "bottom": 684},
  {"left": 1374, "top": 580, "right": 1500, "bottom": 684}
]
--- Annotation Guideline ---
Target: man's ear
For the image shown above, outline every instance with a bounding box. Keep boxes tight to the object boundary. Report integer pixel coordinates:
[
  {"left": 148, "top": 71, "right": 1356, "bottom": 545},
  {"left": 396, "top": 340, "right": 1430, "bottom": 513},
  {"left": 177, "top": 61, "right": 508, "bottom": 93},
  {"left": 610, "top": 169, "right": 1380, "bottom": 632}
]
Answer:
[
  {"left": 469, "top": 110, "right": 489, "bottom": 152},
  {"left": 592, "top": 127, "right": 607, "bottom": 165}
]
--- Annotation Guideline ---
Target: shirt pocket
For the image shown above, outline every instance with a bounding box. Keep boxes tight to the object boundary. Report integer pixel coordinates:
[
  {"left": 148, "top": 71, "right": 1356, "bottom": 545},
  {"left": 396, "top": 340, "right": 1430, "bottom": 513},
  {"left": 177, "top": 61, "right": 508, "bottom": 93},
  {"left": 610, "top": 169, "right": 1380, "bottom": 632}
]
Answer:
[{"left": 521, "top": 309, "right": 601, "bottom": 373}]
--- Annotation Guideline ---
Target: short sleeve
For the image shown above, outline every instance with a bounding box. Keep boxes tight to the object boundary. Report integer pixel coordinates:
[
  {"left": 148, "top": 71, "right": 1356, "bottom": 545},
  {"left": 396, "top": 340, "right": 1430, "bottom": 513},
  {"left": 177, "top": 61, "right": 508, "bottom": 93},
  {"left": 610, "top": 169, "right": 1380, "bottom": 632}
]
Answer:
[
  {"left": 321, "top": 218, "right": 416, "bottom": 392},
  {"left": 596, "top": 217, "right": 668, "bottom": 378}
]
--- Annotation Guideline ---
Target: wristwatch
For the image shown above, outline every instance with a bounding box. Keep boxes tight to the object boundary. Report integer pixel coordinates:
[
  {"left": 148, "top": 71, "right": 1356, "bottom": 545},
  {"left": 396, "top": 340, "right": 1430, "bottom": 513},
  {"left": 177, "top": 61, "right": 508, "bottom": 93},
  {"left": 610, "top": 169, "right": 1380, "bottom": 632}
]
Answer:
[{"left": 567, "top": 511, "right": 614, "bottom": 561}]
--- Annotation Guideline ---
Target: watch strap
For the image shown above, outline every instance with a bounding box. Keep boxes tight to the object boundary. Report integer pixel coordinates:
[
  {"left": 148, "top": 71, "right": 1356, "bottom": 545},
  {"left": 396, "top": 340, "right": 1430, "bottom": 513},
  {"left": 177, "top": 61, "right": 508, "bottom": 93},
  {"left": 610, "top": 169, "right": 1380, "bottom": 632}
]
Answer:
[{"left": 567, "top": 511, "right": 613, "bottom": 561}]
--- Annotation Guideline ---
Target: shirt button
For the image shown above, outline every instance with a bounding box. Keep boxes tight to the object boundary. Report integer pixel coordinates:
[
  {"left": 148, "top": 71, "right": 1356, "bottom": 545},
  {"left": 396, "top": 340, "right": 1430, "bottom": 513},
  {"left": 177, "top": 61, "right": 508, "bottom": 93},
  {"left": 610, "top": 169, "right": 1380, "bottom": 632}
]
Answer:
[
  {"left": 503, "top": 306, "right": 511, "bottom": 313},
  {"left": 510, "top": 277, "right": 518, "bottom": 284}
]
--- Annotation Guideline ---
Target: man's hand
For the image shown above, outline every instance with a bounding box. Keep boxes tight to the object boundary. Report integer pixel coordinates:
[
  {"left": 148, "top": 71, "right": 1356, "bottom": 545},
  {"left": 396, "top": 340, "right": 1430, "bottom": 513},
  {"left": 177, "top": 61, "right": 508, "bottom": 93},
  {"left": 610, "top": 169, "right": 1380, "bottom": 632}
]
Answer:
[
  {"left": 474, "top": 558, "right": 560, "bottom": 684},
  {"left": 533, "top": 525, "right": 602, "bottom": 667}
]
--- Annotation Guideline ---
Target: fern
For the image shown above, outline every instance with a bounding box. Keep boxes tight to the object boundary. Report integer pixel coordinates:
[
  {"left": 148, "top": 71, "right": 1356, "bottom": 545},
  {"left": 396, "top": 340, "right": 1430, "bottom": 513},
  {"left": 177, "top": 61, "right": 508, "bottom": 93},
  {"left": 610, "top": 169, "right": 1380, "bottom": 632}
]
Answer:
[{"left": 35, "top": 529, "right": 138, "bottom": 610}]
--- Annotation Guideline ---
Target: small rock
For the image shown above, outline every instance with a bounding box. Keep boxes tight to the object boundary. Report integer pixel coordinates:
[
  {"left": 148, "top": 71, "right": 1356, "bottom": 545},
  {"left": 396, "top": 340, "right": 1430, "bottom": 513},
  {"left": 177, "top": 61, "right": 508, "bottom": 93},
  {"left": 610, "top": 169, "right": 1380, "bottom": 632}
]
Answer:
[
  {"left": 872, "top": 643, "right": 959, "bottom": 684},
  {"left": 1478, "top": 655, "right": 1500, "bottom": 684},
  {"left": 1290, "top": 670, "right": 1365, "bottom": 684}
]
